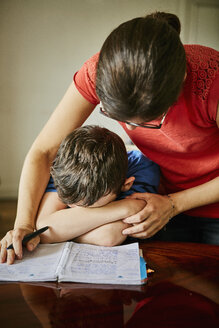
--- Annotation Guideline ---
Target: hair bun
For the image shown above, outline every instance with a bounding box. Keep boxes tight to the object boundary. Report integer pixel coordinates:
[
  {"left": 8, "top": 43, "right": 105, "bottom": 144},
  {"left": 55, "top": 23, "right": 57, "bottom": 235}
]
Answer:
[{"left": 148, "top": 11, "right": 181, "bottom": 34}]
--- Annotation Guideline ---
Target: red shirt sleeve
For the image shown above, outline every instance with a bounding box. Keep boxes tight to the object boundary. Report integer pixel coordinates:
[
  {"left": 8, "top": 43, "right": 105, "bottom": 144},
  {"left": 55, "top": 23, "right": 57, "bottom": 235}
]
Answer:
[{"left": 73, "top": 53, "right": 100, "bottom": 106}]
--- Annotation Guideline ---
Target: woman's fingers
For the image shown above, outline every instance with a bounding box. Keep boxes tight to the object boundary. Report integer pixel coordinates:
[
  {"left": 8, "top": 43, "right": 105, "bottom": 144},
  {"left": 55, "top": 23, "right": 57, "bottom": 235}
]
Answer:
[
  {"left": 11, "top": 229, "right": 27, "bottom": 260},
  {"left": 6, "top": 249, "right": 16, "bottom": 265},
  {"left": 0, "top": 233, "right": 16, "bottom": 264},
  {"left": 0, "top": 239, "right": 8, "bottom": 263},
  {"left": 122, "top": 193, "right": 176, "bottom": 239},
  {"left": 122, "top": 220, "right": 151, "bottom": 236},
  {"left": 129, "top": 222, "right": 162, "bottom": 239},
  {"left": 0, "top": 227, "right": 35, "bottom": 264}
]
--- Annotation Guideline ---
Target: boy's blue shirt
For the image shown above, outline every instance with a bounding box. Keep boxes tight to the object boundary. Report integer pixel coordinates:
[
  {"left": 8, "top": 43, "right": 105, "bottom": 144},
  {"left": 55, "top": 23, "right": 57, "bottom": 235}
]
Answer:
[
  {"left": 46, "top": 150, "right": 160, "bottom": 198},
  {"left": 118, "top": 150, "right": 160, "bottom": 199}
]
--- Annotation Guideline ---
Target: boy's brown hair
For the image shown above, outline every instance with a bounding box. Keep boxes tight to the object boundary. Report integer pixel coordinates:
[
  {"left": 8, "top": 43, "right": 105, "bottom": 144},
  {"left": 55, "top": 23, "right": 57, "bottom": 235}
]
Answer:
[{"left": 51, "top": 125, "right": 128, "bottom": 206}]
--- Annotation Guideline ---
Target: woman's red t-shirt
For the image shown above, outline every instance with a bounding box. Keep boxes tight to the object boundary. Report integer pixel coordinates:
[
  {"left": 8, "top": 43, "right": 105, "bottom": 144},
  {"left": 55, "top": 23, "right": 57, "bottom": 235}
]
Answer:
[{"left": 74, "top": 45, "right": 219, "bottom": 218}]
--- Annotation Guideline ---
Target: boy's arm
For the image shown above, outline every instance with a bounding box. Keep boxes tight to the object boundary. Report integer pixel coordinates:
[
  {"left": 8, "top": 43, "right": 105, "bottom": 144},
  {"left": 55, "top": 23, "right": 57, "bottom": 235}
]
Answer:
[
  {"left": 36, "top": 192, "right": 145, "bottom": 243},
  {"left": 74, "top": 220, "right": 130, "bottom": 247}
]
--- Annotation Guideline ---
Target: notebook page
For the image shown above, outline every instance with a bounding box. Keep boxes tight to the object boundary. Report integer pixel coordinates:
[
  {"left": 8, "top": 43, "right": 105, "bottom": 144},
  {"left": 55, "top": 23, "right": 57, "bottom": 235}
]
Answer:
[
  {"left": 0, "top": 243, "right": 66, "bottom": 282},
  {"left": 58, "top": 242, "right": 142, "bottom": 285}
]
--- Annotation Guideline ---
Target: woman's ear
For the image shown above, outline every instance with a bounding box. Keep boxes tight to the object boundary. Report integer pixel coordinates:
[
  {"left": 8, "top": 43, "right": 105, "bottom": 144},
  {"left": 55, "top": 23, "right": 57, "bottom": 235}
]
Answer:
[{"left": 121, "top": 176, "right": 135, "bottom": 192}]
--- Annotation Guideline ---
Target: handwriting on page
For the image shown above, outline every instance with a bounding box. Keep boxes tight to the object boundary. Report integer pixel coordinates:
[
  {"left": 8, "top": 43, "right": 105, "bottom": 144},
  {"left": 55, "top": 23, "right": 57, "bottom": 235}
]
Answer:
[
  {"left": 72, "top": 248, "right": 118, "bottom": 275},
  {"left": 0, "top": 242, "right": 142, "bottom": 284},
  {"left": 60, "top": 243, "right": 140, "bottom": 283},
  {"left": 0, "top": 243, "right": 64, "bottom": 281}
]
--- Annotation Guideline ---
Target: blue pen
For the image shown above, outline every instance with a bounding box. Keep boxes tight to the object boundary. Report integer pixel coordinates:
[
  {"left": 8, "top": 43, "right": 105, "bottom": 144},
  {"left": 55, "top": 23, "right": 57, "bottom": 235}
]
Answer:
[{"left": 7, "top": 226, "right": 49, "bottom": 250}]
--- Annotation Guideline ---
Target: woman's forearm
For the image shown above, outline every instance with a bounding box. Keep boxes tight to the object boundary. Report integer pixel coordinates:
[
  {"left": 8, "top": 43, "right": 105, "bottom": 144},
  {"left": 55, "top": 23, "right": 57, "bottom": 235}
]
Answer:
[
  {"left": 14, "top": 149, "right": 52, "bottom": 230},
  {"left": 170, "top": 177, "right": 219, "bottom": 215},
  {"left": 14, "top": 83, "right": 96, "bottom": 231},
  {"left": 118, "top": 177, "right": 219, "bottom": 239},
  {"left": 37, "top": 199, "right": 146, "bottom": 243}
]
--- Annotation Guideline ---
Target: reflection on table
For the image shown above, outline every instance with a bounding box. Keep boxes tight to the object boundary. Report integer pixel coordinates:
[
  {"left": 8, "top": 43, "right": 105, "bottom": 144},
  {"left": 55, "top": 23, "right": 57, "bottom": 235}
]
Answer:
[{"left": 0, "top": 241, "right": 219, "bottom": 328}]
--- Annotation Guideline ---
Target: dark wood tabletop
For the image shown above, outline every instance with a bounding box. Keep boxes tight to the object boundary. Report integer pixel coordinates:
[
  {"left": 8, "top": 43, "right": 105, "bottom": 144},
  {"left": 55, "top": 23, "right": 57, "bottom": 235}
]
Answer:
[{"left": 0, "top": 241, "right": 219, "bottom": 328}]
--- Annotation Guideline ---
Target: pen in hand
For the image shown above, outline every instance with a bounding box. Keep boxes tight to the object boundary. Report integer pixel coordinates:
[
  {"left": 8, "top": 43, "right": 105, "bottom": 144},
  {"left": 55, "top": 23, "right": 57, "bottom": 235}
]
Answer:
[{"left": 7, "top": 226, "right": 49, "bottom": 250}]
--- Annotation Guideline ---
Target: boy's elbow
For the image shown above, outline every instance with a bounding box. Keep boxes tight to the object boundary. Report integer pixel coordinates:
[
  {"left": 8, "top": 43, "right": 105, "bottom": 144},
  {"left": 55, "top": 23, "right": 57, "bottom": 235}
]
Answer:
[
  {"left": 99, "top": 230, "right": 127, "bottom": 247},
  {"left": 90, "top": 222, "right": 128, "bottom": 247},
  {"left": 100, "top": 237, "right": 126, "bottom": 247}
]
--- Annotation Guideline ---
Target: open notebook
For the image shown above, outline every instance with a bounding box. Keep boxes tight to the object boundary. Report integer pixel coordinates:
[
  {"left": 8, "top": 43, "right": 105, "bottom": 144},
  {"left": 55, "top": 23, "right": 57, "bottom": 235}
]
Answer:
[{"left": 0, "top": 242, "right": 147, "bottom": 285}]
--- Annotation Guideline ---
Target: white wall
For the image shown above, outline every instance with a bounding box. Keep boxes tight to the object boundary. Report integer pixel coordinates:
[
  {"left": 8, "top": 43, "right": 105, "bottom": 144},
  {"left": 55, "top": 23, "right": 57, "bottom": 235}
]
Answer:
[{"left": 0, "top": 0, "right": 218, "bottom": 198}]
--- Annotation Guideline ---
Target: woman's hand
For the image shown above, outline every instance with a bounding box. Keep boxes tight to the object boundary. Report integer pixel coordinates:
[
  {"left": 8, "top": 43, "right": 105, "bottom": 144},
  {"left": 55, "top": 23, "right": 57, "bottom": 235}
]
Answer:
[
  {"left": 0, "top": 226, "right": 40, "bottom": 265},
  {"left": 122, "top": 193, "right": 176, "bottom": 239}
]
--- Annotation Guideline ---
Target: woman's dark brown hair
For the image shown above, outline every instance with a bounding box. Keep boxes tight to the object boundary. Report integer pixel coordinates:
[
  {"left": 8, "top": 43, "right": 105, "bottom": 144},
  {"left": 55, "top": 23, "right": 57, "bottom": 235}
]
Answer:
[
  {"left": 96, "top": 12, "right": 186, "bottom": 122},
  {"left": 51, "top": 125, "right": 128, "bottom": 206}
]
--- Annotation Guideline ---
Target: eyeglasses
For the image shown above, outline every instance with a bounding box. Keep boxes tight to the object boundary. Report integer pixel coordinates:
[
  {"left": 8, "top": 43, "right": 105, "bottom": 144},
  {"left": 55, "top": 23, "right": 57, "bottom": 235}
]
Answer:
[{"left": 99, "top": 106, "right": 167, "bottom": 129}]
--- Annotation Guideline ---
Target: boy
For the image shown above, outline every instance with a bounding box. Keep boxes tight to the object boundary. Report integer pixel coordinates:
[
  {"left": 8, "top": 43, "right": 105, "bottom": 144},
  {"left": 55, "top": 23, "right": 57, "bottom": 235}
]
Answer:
[{"left": 36, "top": 125, "right": 160, "bottom": 246}]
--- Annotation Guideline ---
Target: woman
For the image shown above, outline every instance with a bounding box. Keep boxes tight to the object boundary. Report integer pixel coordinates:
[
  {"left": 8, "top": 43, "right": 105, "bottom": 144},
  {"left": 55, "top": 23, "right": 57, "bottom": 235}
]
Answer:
[{"left": 1, "top": 12, "right": 219, "bottom": 264}]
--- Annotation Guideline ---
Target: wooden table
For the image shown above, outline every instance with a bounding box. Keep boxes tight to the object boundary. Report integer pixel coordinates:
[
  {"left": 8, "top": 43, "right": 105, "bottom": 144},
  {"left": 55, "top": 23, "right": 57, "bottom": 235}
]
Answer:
[{"left": 0, "top": 241, "right": 219, "bottom": 328}]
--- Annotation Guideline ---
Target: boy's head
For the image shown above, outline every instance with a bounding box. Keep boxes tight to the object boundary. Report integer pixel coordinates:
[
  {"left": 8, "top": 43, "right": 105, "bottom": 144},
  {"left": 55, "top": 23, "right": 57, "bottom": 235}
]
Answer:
[{"left": 51, "top": 125, "right": 134, "bottom": 207}]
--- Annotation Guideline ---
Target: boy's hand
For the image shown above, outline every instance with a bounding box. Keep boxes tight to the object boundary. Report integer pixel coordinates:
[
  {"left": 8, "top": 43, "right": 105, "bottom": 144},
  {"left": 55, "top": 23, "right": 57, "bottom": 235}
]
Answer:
[
  {"left": 0, "top": 226, "right": 40, "bottom": 265},
  {"left": 122, "top": 193, "right": 176, "bottom": 238}
]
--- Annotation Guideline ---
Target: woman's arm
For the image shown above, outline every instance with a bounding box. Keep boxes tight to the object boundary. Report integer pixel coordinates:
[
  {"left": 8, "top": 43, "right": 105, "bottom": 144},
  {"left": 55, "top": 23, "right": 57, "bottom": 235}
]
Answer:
[
  {"left": 0, "top": 83, "right": 95, "bottom": 264},
  {"left": 36, "top": 192, "right": 145, "bottom": 243},
  {"left": 122, "top": 104, "right": 219, "bottom": 238},
  {"left": 122, "top": 176, "right": 219, "bottom": 238}
]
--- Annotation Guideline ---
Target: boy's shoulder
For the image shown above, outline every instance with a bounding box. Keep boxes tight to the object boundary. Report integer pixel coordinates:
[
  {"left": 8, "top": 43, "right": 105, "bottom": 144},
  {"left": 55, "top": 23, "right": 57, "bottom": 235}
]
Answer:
[
  {"left": 127, "top": 149, "right": 160, "bottom": 188},
  {"left": 117, "top": 150, "right": 160, "bottom": 200},
  {"left": 127, "top": 150, "right": 159, "bottom": 170}
]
